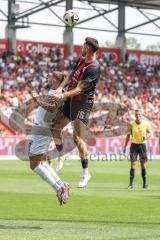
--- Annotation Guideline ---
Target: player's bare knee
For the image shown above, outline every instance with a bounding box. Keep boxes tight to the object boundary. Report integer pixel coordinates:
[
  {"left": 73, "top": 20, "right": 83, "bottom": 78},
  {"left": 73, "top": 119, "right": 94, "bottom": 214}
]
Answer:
[
  {"left": 131, "top": 161, "right": 136, "bottom": 169},
  {"left": 140, "top": 161, "right": 146, "bottom": 169},
  {"left": 29, "top": 154, "right": 46, "bottom": 170},
  {"left": 29, "top": 158, "right": 39, "bottom": 170}
]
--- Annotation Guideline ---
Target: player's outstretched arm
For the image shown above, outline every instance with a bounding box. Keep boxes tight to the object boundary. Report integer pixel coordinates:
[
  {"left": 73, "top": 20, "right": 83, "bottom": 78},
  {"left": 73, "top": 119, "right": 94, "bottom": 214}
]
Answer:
[
  {"left": 35, "top": 98, "right": 58, "bottom": 112},
  {"left": 63, "top": 81, "right": 85, "bottom": 98},
  {"left": 53, "top": 81, "right": 86, "bottom": 100},
  {"left": 31, "top": 91, "right": 58, "bottom": 112}
]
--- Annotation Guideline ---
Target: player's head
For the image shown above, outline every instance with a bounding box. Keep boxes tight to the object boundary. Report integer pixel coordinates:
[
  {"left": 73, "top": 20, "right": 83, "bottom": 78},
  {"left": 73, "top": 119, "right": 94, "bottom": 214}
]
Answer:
[
  {"left": 82, "top": 37, "right": 99, "bottom": 56},
  {"left": 46, "top": 71, "right": 67, "bottom": 88},
  {"left": 135, "top": 109, "right": 143, "bottom": 123},
  {"left": 52, "top": 71, "right": 67, "bottom": 84}
]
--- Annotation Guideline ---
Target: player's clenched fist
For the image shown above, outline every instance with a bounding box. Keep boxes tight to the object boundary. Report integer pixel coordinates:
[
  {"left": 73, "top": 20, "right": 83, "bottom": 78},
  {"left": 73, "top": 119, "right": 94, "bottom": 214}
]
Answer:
[{"left": 31, "top": 90, "right": 39, "bottom": 101}]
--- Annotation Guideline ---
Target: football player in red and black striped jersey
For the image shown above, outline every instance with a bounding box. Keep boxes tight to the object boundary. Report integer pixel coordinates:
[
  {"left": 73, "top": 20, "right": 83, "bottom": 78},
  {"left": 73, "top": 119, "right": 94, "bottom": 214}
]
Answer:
[{"left": 51, "top": 37, "right": 100, "bottom": 188}]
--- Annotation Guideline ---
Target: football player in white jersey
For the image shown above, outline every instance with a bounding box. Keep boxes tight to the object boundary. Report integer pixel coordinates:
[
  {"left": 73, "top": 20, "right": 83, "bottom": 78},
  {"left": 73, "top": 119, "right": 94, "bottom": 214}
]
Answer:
[{"left": 29, "top": 71, "right": 69, "bottom": 206}]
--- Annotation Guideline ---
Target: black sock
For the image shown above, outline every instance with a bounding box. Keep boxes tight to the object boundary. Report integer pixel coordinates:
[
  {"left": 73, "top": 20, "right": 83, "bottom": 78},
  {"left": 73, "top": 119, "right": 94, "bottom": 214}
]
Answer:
[
  {"left": 129, "top": 168, "right": 135, "bottom": 186},
  {"left": 56, "top": 144, "right": 63, "bottom": 152},
  {"left": 141, "top": 168, "right": 147, "bottom": 185},
  {"left": 81, "top": 159, "right": 88, "bottom": 169},
  {"left": 56, "top": 144, "right": 63, "bottom": 157}
]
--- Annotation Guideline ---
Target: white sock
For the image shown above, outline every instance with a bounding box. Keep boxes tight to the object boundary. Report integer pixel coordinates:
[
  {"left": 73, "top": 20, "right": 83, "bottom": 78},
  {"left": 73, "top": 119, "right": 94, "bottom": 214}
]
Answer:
[
  {"left": 43, "top": 162, "right": 64, "bottom": 186},
  {"left": 83, "top": 168, "right": 89, "bottom": 175},
  {"left": 34, "top": 164, "right": 60, "bottom": 192}
]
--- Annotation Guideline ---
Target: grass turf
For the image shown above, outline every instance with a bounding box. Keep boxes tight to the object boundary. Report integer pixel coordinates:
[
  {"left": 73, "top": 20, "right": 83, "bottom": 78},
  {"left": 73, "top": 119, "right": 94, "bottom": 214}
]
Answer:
[{"left": 0, "top": 160, "right": 160, "bottom": 240}]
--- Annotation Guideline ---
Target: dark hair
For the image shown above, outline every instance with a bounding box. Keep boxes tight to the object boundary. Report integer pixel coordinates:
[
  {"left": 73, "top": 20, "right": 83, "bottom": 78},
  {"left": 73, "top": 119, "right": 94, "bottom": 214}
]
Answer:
[{"left": 85, "top": 37, "right": 99, "bottom": 53}]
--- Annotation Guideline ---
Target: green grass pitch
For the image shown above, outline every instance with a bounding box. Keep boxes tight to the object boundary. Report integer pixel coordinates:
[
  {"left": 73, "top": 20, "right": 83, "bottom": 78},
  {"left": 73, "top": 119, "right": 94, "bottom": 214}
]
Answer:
[{"left": 0, "top": 159, "right": 160, "bottom": 240}]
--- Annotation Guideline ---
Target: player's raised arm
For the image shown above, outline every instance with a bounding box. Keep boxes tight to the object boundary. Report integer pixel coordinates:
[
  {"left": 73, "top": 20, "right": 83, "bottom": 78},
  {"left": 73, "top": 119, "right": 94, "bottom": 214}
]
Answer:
[
  {"left": 62, "top": 79, "right": 89, "bottom": 99},
  {"left": 31, "top": 90, "right": 59, "bottom": 112},
  {"left": 54, "top": 74, "right": 70, "bottom": 95},
  {"left": 53, "top": 76, "right": 91, "bottom": 99}
]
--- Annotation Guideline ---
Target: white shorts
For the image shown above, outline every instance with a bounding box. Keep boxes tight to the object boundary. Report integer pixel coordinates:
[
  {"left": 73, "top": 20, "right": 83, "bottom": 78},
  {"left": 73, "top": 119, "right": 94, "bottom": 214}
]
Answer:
[{"left": 29, "top": 124, "right": 53, "bottom": 156}]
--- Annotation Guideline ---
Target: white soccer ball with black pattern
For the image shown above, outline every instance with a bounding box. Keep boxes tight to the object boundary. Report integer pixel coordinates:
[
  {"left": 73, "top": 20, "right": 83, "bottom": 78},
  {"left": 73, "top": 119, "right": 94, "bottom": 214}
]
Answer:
[{"left": 63, "top": 9, "right": 79, "bottom": 27}]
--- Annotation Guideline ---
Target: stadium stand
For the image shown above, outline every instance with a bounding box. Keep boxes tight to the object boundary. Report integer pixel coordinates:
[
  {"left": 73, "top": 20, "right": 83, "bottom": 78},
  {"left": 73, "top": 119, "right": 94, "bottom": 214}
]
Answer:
[{"left": 0, "top": 49, "right": 159, "bottom": 136}]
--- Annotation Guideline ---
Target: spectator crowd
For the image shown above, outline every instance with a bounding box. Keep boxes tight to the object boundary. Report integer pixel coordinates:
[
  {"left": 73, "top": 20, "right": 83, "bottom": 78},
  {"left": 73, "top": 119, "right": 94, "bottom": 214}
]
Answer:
[{"left": 0, "top": 48, "right": 159, "bottom": 136}]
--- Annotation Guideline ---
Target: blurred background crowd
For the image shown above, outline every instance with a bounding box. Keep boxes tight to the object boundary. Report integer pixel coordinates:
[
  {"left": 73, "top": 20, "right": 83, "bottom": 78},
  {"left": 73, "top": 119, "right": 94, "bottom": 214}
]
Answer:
[{"left": 0, "top": 48, "right": 159, "bottom": 136}]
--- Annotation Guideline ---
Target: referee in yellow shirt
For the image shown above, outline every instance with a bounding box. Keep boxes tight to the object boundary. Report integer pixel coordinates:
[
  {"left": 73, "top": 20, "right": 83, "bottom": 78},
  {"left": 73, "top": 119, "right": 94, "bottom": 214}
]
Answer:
[{"left": 123, "top": 109, "right": 152, "bottom": 189}]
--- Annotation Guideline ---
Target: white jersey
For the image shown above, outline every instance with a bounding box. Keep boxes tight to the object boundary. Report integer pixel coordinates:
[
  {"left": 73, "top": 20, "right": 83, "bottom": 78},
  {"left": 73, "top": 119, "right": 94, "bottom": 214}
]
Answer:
[{"left": 34, "top": 89, "right": 58, "bottom": 127}]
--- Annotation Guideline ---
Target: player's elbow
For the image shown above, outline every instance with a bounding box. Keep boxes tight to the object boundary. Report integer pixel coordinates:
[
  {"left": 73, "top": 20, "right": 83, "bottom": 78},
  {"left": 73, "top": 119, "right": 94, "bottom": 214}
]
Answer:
[
  {"left": 75, "top": 86, "right": 82, "bottom": 95},
  {"left": 126, "top": 133, "right": 130, "bottom": 139}
]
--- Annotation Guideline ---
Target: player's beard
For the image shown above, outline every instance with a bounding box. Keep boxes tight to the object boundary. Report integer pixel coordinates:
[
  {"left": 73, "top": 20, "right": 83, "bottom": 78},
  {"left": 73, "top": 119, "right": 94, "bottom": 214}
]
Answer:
[
  {"left": 82, "top": 48, "right": 86, "bottom": 57},
  {"left": 136, "top": 119, "right": 142, "bottom": 124}
]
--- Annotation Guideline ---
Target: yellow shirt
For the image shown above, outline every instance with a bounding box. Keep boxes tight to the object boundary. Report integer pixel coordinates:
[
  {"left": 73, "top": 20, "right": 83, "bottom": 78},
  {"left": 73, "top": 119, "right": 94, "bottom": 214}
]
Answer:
[{"left": 128, "top": 120, "right": 151, "bottom": 144}]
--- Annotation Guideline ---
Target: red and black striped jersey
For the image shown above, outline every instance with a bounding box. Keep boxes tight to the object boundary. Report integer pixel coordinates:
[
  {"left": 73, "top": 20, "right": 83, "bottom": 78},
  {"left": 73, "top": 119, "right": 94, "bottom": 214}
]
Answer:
[{"left": 67, "top": 56, "right": 100, "bottom": 99}]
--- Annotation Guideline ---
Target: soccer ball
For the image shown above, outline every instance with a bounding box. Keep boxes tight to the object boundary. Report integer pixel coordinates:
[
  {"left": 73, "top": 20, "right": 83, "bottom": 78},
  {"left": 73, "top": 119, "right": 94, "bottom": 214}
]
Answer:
[{"left": 63, "top": 9, "right": 79, "bottom": 27}]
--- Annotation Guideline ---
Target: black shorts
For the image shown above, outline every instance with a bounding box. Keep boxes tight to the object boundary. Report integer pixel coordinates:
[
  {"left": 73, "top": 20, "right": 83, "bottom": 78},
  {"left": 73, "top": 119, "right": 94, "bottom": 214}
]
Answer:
[
  {"left": 130, "top": 143, "right": 148, "bottom": 162},
  {"left": 62, "top": 95, "right": 93, "bottom": 125}
]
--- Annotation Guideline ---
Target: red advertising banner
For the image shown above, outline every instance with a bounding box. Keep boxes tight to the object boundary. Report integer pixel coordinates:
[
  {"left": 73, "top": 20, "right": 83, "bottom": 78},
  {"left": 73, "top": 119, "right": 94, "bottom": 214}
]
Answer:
[
  {"left": 74, "top": 45, "right": 120, "bottom": 62},
  {"left": 0, "top": 136, "right": 159, "bottom": 159},
  {"left": 0, "top": 39, "right": 160, "bottom": 66},
  {"left": 0, "top": 136, "right": 24, "bottom": 156},
  {"left": 17, "top": 40, "right": 67, "bottom": 57},
  {"left": 0, "top": 39, "right": 8, "bottom": 52},
  {"left": 127, "top": 49, "right": 160, "bottom": 66},
  {"left": 94, "top": 137, "right": 160, "bottom": 156},
  {"left": 0, "top": 39, "right": 67, "bottom": 56}
]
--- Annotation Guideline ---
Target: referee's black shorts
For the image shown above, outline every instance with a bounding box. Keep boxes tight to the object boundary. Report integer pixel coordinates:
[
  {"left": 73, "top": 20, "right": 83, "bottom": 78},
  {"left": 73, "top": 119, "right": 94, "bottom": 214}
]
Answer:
[{"left": 130, "top": 143, "right": 148, "bottom": 162}]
